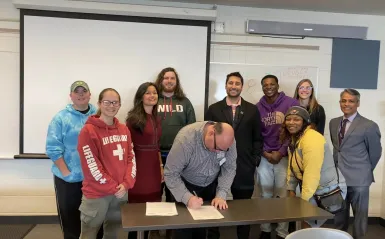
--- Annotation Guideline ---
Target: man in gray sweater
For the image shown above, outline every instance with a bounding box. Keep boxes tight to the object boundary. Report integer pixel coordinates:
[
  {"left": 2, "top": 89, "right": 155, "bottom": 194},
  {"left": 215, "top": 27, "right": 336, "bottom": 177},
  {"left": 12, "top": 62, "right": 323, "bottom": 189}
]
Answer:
[{"left": 164, "top": 121, "right": 237, "bottom": 239}]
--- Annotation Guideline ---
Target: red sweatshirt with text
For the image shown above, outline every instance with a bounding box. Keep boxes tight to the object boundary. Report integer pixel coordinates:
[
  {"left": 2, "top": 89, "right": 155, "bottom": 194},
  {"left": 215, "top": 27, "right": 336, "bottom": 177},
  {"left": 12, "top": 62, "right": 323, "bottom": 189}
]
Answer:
[{"left": 78, "top": 115, "right": 136, "bottom": 198}]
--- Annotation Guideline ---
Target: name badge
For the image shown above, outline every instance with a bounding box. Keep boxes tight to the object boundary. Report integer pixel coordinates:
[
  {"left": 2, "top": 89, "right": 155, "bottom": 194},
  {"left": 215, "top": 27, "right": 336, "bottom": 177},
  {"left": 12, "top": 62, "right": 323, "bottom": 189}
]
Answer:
[
  {"left": 219, "top": 157, "right": 226, "bottom": 166},
  {"left": 217, "top": 151, "right": 225, "bottom": 159}
]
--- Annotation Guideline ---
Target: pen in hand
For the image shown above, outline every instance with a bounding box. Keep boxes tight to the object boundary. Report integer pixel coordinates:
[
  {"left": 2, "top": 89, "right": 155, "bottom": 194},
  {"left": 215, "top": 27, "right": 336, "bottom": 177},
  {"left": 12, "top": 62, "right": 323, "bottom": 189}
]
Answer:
[{"left": 189, "top": 190, "right": 203, "bottom": 209}]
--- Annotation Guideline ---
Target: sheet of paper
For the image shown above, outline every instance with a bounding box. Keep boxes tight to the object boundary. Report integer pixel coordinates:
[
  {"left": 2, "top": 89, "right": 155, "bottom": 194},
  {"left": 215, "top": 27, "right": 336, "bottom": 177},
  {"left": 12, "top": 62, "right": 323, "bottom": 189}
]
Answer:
[
  {"left": 145, "top": 202, "right": 178, "bottom": 216},
  {"left": 187, "top": 206, "right": 224, "bottom": 220}
]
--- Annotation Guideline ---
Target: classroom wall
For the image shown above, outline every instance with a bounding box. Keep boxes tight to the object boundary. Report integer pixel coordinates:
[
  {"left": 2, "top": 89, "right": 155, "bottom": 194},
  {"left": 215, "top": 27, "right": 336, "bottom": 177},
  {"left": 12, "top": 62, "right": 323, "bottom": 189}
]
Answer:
[{"left": 1, "top": 0, "right": 385, "bottom": 218}]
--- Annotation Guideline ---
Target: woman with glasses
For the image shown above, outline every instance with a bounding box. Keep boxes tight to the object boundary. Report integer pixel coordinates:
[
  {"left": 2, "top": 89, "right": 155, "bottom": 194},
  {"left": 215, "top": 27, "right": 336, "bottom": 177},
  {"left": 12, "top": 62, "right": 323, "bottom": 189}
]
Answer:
[
  {"left": 126, "top": 82, "right": 163, "bottom": 239},
  {"left": 293, "top": 79, "right": 326, "bottom": 135},
  {"left": 77, "top": 88, "right": 136, "bottom": 239}
]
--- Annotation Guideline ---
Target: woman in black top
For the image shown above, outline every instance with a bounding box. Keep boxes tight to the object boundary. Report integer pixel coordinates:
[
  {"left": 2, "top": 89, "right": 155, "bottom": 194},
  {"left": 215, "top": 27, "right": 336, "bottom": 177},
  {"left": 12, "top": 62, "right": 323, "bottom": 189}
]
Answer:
[{"left": 293, "top": 79, "right": 326, "bottom": 135}]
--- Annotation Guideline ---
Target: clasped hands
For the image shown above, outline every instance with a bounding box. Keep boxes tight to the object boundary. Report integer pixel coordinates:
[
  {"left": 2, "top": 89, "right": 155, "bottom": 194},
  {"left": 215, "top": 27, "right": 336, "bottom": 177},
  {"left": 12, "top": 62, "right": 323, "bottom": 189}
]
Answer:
[
  {"left": 263, "top": 151, "right": 283, "bottom": 164},
  {"left": 115, "top": 184, "right": 126, "bottom": 199}
]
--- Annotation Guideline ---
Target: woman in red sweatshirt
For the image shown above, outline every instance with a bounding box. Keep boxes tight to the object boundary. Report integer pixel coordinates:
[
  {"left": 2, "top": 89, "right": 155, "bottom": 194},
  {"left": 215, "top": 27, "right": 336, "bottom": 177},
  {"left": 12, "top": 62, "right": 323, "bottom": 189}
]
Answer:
[
  {"left": 126, "top": 82, "right": 162, "bottom": 239},
  {"left": 77, "top": 88, "right": 136, "bottom": 239}
]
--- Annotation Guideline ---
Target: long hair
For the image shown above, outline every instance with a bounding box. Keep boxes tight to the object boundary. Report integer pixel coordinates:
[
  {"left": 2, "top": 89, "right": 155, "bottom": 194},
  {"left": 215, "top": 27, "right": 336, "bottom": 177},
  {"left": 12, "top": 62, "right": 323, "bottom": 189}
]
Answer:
[
  {"left": 125, "top": 82, "right": 159, "bottom": 132},
  {"left": 293, "top": 79, "right": 320, "bottom": 114},
  {"left": 96, "top": 88, "right": 121, "bottom": 116},
  {"left": 154, "top": 67, "right": 186, "bottom": 100}
]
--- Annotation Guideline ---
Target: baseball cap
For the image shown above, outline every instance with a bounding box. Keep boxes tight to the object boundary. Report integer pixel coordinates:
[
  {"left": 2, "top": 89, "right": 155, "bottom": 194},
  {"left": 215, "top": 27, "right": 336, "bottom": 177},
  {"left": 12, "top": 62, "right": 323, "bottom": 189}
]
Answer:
[{"left": 70, "top": 81, "right": 90, "bottom": 93}]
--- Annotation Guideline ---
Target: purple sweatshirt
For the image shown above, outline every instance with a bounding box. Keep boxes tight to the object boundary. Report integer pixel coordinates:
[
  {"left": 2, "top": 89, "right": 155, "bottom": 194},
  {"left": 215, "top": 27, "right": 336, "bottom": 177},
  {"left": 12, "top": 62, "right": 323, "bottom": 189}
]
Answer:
[{"left": 256, "top": 92, "right": 299, "bottom": 156}]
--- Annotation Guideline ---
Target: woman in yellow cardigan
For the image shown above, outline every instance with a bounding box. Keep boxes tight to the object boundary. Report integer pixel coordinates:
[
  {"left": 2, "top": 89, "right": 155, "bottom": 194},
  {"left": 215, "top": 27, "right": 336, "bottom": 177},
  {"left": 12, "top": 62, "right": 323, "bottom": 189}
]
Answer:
[{"left": 280, "top": 106, "right": 347, "bottom": 228}]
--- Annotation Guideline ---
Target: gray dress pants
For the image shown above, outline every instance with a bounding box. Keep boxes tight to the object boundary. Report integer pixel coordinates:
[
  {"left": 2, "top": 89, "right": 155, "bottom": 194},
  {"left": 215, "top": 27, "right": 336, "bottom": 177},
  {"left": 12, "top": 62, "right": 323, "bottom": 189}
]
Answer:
[{"left": 334, "top": 186, "right": 369, "bottom": 239}]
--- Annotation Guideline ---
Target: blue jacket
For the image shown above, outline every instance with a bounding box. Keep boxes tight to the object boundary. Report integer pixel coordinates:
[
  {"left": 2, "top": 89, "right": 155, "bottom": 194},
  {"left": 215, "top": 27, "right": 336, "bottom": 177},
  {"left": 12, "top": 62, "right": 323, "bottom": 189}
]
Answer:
[{"left": 46, "top": 104, "right": 97, "bottom": 182}]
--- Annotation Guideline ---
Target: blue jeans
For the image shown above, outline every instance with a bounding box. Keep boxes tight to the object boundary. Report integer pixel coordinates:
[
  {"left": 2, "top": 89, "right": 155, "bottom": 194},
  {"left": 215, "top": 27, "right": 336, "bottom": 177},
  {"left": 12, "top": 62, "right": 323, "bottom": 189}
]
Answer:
[
  {"left": 306, "top": 183, "right": 347, "bottom": 227},
  {"left": 257, "top": 156, "right": 289, "bottom": 238}
]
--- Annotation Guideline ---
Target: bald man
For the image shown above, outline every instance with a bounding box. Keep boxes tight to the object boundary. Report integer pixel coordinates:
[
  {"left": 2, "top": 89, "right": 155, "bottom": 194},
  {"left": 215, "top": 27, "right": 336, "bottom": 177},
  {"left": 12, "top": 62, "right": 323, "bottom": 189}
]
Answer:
[{"left": 164, "top": 121, "right": 237, "bottom": 239}]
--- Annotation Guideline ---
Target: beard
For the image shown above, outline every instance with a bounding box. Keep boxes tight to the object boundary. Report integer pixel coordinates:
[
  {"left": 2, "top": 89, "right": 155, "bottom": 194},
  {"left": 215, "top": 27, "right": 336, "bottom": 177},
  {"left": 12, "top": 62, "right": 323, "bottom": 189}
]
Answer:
[
  {"left": 227, "top": 90, "right": 241, "bottom": 98},
  {"left": 163, "top": 85, "right": 176, "bottom": 93}
]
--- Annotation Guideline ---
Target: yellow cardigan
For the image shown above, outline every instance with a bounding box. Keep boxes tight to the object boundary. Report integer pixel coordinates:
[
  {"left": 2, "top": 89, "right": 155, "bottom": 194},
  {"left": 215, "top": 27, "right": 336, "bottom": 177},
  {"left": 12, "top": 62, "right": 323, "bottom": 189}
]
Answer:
[{"left": 287, "top": 127, "right": 325, "bottom": 201}]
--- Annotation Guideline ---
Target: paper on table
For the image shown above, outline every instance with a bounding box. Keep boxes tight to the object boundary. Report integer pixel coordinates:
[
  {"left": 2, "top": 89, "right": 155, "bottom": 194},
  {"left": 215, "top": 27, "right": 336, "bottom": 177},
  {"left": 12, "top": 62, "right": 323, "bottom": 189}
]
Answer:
[
  {"left": 187, "top": 206, "right": 224, "bottom": 220},
  {"left": 145, "top": 202, "right": 178, "bottom": 216}
]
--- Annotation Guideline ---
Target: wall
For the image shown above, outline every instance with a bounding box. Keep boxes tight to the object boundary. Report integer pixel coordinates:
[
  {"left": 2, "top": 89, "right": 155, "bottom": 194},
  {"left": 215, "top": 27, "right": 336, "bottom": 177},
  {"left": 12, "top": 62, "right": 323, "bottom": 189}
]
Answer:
[{"left": 1, "top": 0, "right": 385, "bottom": 217}]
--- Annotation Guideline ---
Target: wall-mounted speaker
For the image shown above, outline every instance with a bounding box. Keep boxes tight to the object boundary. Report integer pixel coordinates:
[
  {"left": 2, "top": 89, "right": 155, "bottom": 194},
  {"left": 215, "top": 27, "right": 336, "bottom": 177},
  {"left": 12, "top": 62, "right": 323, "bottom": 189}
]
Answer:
[{"left": 246, "top": 20, "right": 367, "bottom": 39}]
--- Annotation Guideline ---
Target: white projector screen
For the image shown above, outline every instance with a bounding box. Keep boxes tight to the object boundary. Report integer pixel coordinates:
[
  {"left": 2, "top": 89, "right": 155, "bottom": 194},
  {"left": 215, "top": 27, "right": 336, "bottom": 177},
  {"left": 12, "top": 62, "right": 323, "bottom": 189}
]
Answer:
[{"left": 21, "top": 10, "right": 210, "bottom": 155}]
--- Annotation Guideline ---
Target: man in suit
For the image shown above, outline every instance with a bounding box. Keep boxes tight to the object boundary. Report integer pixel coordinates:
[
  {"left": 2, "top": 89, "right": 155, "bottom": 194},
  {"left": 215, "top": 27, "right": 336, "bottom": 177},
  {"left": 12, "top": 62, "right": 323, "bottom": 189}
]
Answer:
[
  {"left": 205, "top": 72, "right": 263, "bottom": 239},
  {"left": 330, "top": 88, "right": 382, "bottom": 239}
]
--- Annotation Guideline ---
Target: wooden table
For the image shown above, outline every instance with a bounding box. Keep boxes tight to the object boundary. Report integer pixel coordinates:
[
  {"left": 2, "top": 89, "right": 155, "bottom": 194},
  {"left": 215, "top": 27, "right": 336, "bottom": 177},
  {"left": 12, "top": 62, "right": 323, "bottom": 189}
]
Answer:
[{"left": 121, "top": 197, "right": 333, "bottom": 239}]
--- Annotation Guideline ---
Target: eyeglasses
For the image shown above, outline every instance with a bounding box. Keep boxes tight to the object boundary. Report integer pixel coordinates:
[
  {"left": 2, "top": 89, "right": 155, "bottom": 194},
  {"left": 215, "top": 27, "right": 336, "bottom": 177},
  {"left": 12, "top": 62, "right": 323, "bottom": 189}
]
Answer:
[
  {"left": 101, "top": 100, "right": 120, "bottom": 107},
  {"left": 213, "top": 129, "right": 229, "bottom": 152},
  {"left": 299, "top": 86, "right": 313, "bottom": 91}
]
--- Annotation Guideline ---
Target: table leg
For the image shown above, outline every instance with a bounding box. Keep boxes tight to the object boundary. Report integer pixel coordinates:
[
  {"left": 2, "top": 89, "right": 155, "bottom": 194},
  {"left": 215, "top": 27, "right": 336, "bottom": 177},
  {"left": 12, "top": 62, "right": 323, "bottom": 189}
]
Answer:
[
  {"left": 295, "top": 221, "right": 302, "bottom": 230},
  {"left": 137, "top": 231, "right": 144, "bottom": 239}
]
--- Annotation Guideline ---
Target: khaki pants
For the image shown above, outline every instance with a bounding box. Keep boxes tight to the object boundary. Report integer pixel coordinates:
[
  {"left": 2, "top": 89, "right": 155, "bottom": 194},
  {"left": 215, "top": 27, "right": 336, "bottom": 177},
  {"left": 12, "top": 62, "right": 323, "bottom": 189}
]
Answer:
[{"left": 79, "top": 194, "right": 127, "bottom": 239}]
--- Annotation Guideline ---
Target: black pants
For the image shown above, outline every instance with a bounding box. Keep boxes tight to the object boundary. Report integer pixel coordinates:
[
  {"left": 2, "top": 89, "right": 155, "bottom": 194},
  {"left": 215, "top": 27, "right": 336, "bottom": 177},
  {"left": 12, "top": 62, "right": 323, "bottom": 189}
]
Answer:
[
  {"left": 232, "top": 188, "right": 254, "bottom": 239},
  {"left": 161, "top": 154, "right": 173, "bottom": 202},
  {"left": 54, "top": 176, "right": 103, "bottom": 239},
  {"left": 127, "top": 231, "right": 149, "bottom": 239},
  {"left": 172, "top": 179, "right": 218, "bottom": 239},
  {"left": 128, "top": 153, "right": 171, "bottom": 239},
  {"left": 207, "top": 188, "right": 254, "bottom": 239}
]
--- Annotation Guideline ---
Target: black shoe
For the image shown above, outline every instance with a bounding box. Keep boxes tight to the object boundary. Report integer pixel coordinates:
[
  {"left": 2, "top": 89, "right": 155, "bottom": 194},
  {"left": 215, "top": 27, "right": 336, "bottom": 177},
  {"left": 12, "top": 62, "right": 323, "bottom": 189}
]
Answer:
[
  {"left": 276, "top": 235, "right": 285, "bottom": 239},
  {"left": 259, "top": 231, "right": 271, "bottom": 239}
]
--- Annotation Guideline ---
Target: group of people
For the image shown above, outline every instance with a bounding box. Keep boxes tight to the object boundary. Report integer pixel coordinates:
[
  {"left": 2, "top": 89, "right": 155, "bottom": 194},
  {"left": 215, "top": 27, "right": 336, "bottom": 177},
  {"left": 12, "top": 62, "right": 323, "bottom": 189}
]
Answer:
[
  {"left": 46, "top": 68, "right": 382, "bottom": 239},
  {"left": 46, "top": 67, "right": 195, "bottom": 239}
]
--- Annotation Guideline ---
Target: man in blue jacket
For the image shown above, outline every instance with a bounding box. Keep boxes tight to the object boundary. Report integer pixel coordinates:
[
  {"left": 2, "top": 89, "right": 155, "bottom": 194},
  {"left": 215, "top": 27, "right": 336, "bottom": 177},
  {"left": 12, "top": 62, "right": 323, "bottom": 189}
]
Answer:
[{"left": 46, "top": 81, "right": 101, "bottom": 239}]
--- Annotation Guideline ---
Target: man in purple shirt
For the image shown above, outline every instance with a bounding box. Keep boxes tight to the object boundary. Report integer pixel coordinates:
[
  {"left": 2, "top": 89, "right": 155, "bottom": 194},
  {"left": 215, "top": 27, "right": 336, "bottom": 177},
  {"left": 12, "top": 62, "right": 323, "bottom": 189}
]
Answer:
[{"left": 256, "top": 75, "right": 299, "bottom": 239}]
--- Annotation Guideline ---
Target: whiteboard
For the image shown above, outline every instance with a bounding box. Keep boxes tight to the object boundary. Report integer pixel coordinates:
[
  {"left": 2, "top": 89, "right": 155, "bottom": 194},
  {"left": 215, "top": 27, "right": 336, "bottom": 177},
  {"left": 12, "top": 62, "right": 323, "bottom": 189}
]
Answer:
[
  {"left": 22, "top": 14, "right": 209, "bottom": 154},
  {"left": 209, "top": 62, "right": 319, "bottom": 106}
]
